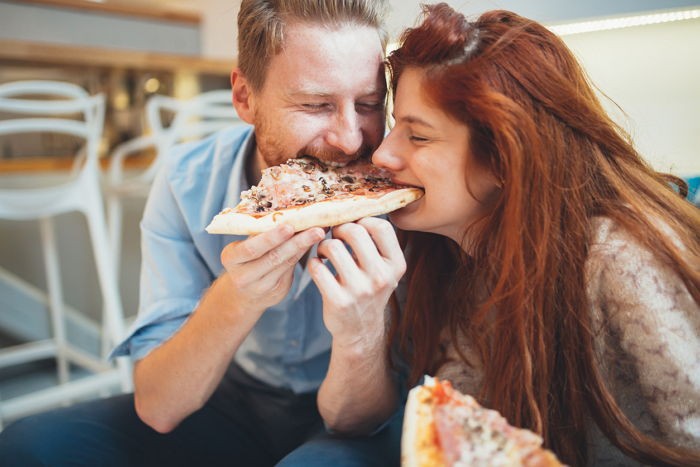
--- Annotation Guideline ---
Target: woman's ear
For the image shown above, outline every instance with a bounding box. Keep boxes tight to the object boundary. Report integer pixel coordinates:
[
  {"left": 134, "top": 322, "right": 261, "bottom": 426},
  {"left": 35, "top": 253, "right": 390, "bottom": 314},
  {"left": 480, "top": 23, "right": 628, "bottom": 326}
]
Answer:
[{"left": 231, "top": 68, "right": 255, "bottom": 124}]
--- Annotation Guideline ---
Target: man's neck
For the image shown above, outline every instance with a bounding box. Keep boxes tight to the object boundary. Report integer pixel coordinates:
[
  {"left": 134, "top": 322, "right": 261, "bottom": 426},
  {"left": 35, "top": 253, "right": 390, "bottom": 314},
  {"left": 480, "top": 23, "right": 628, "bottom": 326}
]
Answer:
[{"left": 245, "top": 148, "right": 264, "bottom": 187}]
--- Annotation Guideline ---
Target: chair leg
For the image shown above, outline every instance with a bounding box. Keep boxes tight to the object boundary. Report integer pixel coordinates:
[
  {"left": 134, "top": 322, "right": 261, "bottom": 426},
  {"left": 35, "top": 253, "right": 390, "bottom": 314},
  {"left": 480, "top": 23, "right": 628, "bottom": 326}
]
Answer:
[
  {"left": 83, "top": 187, "right": 132, "bottom": 392},
  {"left": 104, "top": 193, "right": 124, "bottom": 358},
  {"left": 107, "top": 193, "right": 124, "bottom": 276},
  {"left": 39, "top": 217, "right": 70, "bottom": 386}
]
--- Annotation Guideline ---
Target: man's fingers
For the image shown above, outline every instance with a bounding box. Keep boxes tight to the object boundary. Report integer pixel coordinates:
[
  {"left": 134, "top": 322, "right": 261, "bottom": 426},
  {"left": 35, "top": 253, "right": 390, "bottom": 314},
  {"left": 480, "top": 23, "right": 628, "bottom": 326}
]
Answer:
[
  {"left": 221, "top": 224, "right": 295, "bottom": 267},
  {"left": 222, "top": 226, "right": 324, "bottom": 297},
  {"left": 261, "top": 227, "right": 325, "bottom": 270}
]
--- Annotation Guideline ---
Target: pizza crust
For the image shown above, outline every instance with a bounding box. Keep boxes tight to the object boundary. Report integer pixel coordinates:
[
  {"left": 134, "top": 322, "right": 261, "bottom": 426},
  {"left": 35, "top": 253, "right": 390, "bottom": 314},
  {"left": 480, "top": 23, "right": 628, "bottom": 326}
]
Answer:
[
  {"left": 402, "top": 379, "right": 444, "bottom": 467},
  {"left": 206, "top": 187, "right": 423, "bottom": 235}
]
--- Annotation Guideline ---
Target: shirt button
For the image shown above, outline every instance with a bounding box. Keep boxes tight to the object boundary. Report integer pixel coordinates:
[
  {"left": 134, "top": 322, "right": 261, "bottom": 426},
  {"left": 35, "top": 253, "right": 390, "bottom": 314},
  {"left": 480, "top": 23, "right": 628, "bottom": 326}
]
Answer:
[{"left": 289, "top": 339, "right": 299, "bottom": 347}]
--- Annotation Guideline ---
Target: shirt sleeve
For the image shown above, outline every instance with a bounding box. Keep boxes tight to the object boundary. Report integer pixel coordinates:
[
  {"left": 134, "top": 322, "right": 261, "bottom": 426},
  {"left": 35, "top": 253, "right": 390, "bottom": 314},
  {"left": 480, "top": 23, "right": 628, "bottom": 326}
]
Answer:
[
  {"left": 109, "top": 152, "right": 216, "bottom": 362},
  {"left": 588, "top": 222, "right": 700, "bottom": 450}
]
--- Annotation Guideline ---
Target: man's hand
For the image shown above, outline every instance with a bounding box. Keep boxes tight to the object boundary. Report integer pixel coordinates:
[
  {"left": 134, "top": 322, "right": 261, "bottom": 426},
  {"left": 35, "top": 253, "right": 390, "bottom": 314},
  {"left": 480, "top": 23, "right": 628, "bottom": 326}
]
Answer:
[
  {"left": 221, "top": 224, "right": 325, "bottom": 316},
  {"left": 134, "top": 224, "right": 324, "bottom": 433}
]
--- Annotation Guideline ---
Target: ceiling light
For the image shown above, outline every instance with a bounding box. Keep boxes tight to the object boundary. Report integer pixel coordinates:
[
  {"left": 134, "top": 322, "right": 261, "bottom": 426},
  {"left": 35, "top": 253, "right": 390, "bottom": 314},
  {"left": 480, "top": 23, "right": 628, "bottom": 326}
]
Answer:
[{"left": 548, "top": 8, "right": 700, "bottom": 36}]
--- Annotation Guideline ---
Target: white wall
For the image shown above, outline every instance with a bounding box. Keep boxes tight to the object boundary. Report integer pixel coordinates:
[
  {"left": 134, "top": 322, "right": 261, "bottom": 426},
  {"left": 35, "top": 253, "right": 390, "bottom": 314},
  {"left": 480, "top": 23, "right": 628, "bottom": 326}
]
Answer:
[
  {"left": 562, "top": 18, "right": 700, "bottom": 176},
  {"left": 199, "top": 0, "right": 239, "bottom": 60}
]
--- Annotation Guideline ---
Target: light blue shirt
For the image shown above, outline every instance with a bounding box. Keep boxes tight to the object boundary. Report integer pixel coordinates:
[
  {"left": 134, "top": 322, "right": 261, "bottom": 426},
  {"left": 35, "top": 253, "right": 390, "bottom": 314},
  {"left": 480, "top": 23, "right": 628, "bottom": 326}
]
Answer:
[{"left": 110, "top": 125, "right": 331, "bottom": 394}]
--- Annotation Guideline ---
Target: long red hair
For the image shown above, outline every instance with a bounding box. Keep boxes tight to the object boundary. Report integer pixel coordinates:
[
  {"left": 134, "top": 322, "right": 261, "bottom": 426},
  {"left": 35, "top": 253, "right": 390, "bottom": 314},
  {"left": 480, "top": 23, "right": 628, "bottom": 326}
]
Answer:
[{"left": 387, "top": 4, "right": 700, "bottom": 466}]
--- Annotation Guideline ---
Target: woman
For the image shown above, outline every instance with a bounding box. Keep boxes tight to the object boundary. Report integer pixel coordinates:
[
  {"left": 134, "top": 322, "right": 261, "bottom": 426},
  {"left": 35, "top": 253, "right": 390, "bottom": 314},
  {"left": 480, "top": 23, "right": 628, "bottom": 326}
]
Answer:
[{"left": 309, "top": 3, "right": 700, "bottom": 466}]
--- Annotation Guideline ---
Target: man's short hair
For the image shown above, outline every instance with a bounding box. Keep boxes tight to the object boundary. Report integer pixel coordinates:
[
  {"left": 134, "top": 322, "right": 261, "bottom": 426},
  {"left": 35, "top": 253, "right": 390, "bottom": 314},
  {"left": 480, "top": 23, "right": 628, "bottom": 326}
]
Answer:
[{"left": 237, "top": 0, "right": 389, "bottom": 90}]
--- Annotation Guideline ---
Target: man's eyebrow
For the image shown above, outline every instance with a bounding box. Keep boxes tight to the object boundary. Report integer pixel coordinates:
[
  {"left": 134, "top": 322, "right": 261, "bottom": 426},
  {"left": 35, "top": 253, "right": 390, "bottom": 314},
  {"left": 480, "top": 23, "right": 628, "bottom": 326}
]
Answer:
[
  {"left": 287, "top": 90, "right": 332, "bottom": 99},
  {"left": 287, "top": 88, "right": 385, "bottom": 100}
]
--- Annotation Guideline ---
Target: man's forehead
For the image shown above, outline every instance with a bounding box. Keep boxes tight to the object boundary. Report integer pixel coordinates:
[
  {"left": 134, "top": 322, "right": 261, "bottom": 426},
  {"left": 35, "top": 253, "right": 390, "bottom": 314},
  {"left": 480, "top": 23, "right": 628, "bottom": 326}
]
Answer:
[
  {"left": 263, "top": 31, "right": 386, "bottom": 97},
  {"left": 278, "top": 22, "right": 383, "bottom": 62}
]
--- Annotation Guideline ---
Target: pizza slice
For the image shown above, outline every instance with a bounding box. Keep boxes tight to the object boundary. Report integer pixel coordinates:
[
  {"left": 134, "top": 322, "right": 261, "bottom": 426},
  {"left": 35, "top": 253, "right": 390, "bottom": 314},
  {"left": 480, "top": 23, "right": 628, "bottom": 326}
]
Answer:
[
  {"left": 206, "top": 156, "right": 423, "bottom": 235},
  {"left": 402, "top": 377, "right": 564, "bottom": 467}
]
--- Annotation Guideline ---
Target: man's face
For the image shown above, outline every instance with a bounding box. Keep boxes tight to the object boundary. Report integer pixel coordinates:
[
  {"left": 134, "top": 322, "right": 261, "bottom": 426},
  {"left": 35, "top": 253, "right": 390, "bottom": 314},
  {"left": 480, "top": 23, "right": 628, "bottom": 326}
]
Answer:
[{"left": 245, "top": 22, "right": 387, "bottom": 169}]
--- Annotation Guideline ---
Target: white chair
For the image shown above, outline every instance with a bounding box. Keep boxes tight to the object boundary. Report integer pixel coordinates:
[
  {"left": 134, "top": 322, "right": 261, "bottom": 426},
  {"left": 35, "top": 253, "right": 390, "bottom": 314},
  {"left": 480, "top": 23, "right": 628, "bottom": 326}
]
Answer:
[
  {"left": 106, "top": 90, "right": 239, "bottom": 285},
  {"left": 0, "top": 80, "right": 131, "bottom": 429}
]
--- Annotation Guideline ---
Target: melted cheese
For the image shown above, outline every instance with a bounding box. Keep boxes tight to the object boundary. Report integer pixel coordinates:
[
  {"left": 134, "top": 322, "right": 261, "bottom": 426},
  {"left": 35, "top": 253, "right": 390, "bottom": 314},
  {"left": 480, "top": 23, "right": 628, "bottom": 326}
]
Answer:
[{"left": 236, "top": 157, "right": 403, "bottom": 214}]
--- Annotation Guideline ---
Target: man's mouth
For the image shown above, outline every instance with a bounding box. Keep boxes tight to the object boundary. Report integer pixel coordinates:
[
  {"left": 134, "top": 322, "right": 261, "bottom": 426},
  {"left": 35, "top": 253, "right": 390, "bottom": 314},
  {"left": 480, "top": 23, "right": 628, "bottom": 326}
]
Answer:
[
  {"left": 298, "top": 145, "right": 372, "bottom": 168},
  {"left": 319, "top": 158, "right": 352, "bottom": 168}
]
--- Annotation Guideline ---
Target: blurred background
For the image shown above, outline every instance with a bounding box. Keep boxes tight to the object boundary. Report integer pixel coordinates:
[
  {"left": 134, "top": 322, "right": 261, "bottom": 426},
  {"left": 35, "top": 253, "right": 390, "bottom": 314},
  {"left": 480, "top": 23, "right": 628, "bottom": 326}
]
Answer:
[{"left": 0, "top": 0, "right": 698, "bottom": 425}]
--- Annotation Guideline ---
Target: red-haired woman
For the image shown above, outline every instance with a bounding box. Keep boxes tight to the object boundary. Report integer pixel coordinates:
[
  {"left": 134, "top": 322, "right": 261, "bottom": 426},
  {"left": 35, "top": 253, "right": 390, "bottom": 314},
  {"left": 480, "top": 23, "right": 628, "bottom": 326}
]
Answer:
[{"left": 309, "top": 3, "right": 700, "bottom": 466}]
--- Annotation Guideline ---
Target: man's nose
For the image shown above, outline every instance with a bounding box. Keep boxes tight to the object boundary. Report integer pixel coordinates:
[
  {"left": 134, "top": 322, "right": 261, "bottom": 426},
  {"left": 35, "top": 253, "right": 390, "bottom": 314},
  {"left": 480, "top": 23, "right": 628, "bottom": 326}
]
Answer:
[{"left": 326, "top": 108, "right": 363, "bottom": 156}]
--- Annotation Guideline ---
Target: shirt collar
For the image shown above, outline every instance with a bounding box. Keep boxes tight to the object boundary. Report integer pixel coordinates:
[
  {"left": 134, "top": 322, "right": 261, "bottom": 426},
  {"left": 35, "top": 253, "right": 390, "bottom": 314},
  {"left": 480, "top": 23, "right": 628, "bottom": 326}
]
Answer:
[{"left": 224, "top": 129, "right": 256, "bottom": 209}]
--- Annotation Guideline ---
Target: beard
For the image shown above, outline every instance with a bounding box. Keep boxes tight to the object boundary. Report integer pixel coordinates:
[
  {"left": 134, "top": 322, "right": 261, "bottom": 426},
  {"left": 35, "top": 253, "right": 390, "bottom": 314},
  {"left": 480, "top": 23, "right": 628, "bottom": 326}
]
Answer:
[
  {"left": 254, "top": 111, "right": 375, "bottom": 169},
  {"left": 298, "top": 143, "right": 373, "bottom": 167}
]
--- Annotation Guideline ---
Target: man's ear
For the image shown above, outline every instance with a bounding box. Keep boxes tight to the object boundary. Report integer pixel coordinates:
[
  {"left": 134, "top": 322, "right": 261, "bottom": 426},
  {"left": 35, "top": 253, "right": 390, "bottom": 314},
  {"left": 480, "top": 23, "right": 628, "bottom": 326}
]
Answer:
[{"left": 231, "top": 68, "right": 255, "bottom": 124}]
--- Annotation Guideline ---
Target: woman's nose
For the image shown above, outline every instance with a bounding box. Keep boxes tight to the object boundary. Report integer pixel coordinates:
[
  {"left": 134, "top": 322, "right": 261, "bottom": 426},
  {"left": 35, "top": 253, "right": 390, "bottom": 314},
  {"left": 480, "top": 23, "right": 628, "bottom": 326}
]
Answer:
[{"left": 372, "top": 132, "right": 403, "bottom": 170}]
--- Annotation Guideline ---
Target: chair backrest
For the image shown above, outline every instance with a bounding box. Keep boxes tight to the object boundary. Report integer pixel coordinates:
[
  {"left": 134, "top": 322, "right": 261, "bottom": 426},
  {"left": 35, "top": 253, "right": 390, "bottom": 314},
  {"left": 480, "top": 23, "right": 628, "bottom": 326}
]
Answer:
[
  {"left": 110, "top": 89, "right": 240, "bottom": 184},
  {"left": 0, "top": 80, "right": 105, "bottom": 178},
  {"left": 149, "top": 89, "right": 235, "bottom": 144}
]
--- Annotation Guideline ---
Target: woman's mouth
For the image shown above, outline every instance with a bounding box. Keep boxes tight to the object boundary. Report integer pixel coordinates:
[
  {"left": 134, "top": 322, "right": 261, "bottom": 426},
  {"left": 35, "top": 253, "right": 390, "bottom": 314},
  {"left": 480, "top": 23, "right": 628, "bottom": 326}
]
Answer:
[{"left": 391, "top": 178, "right": 422, "bottom": 189}]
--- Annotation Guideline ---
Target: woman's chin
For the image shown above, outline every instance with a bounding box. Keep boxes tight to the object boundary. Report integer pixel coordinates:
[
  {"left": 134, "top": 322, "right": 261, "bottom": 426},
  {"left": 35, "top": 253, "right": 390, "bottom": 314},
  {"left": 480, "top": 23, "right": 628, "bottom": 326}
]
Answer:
[{"left": 389, "top": 204, "right": 420, "bottom": 231}]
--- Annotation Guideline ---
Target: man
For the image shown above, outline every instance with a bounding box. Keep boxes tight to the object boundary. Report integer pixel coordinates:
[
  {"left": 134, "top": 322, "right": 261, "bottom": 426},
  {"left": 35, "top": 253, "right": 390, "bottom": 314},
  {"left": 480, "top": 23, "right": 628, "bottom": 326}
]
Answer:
[{"left": 0, "top": 1, "right": 403, "bottom": 465}]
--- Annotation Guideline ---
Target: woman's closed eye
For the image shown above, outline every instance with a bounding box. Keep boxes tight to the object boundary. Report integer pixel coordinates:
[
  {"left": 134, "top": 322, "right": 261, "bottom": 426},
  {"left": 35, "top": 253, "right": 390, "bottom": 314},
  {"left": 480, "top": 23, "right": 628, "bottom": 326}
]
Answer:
[{"left": 409, "top": 134, "right": 430, "bottom": 143}]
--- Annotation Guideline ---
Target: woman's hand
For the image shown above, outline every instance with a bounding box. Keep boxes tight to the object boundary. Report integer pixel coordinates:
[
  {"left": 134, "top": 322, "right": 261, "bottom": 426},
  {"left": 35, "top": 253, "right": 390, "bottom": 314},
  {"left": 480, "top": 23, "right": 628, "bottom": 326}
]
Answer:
[{"left": 309, "top": 217, "right": 406, "bottom": 351}]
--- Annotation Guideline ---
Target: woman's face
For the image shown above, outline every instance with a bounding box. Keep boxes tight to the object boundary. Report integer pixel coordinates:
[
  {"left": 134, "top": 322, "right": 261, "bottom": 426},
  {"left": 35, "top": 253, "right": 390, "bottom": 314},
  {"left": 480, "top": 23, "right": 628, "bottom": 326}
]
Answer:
[{"left": 372, "top": 67, "right": 500, "bottom": 247}]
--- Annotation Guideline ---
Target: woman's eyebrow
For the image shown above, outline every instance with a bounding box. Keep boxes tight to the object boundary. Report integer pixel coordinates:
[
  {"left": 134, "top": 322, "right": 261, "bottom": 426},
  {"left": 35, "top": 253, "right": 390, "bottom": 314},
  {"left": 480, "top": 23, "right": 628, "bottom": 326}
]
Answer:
[{"left": 395, "top": 114, "right": 436, "bottom": 129}]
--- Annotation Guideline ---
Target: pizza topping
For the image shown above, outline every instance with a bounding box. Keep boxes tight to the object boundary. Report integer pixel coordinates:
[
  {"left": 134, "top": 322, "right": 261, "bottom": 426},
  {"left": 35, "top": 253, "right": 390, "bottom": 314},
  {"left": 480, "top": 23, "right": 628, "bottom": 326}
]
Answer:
[
  {"left": 428, "top": 379, "right": 552, "bottom": 467},
  {"left": 236, "top": 156, "right": 411, "bottom": 215}
]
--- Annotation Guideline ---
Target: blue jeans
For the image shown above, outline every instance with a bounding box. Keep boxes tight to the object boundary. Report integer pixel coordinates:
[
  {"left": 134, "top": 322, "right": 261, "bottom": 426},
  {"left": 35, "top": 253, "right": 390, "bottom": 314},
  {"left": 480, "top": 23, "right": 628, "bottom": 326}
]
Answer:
[
  {"left": 0, "top": 365, "right": 401, "bottom": 467},
  {"left": 277, "top": 412, "right": 403, "bottom": 467}
]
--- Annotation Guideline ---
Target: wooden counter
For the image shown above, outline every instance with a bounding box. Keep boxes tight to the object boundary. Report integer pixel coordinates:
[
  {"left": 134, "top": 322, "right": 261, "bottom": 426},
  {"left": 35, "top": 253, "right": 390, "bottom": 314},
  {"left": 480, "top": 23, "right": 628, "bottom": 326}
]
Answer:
[
  {"left": 0, "top": 39, "right": 234, "bottom": 75},
  {"left": 0, "top": 152, "right": 156, "bottom": 174},
  {"left": 13, "top": 0, "right": 201, "bottom": 25}
]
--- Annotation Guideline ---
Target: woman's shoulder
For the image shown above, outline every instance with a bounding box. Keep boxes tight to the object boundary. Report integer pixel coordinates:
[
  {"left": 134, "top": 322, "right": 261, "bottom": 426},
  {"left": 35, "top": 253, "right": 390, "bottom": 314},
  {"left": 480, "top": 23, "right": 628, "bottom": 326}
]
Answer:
[
  {"left": 585, "top": 216, "right": 698, "bottom": 339},
  {"left": 586, "top": 217, "right": 700, "bottom": 452},
  {"left": 585, "top": 216, "right": 689, "bottom": 295}
]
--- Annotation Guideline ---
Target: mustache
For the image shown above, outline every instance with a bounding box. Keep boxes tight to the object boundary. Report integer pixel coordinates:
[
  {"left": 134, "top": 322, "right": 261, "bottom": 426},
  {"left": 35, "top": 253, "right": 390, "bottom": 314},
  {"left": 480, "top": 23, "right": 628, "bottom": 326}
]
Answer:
[{"left": 297, "top": 143, "right": 374, "bottom": 162}]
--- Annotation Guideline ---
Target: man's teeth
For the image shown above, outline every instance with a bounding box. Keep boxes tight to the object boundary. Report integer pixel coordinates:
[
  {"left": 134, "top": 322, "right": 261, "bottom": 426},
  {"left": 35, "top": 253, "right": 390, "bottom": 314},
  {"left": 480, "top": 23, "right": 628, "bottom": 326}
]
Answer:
[
  {"left": 324, "top": 160, "right": 348, "bottom": 168},
  {"left": 299, "top": 155, "right": 349, "bottom": 168}
]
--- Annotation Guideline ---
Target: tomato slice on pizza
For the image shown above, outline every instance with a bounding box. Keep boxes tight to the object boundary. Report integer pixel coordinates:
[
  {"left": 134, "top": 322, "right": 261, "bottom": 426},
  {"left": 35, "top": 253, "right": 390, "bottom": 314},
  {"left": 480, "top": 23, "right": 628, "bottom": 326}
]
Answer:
[
  {"left": 402, "top": 377, "right": 565, "bottom": 467},
  {"left": 206, "top": 156, "right": 423, "bottom": 235}
]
